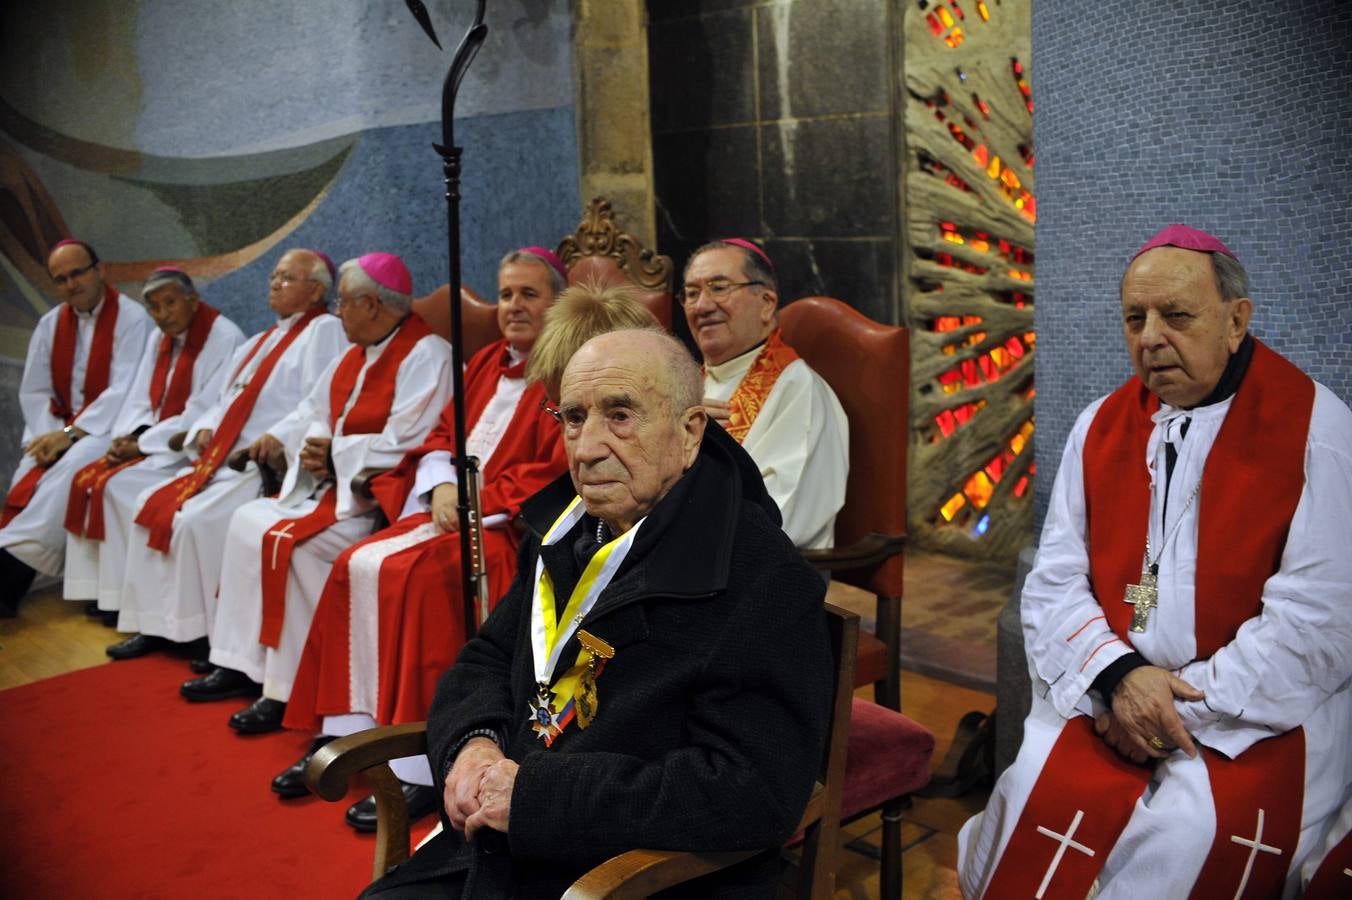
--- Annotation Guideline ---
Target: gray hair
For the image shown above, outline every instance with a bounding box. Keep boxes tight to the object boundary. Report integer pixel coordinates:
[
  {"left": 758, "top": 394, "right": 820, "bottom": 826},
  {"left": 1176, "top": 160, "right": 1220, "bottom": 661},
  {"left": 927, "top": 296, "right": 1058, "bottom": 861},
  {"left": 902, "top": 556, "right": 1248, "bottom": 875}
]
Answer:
[
  {"left": 142, "top": 269, "right": 196, "bottom": 300},
  {"left": 628, "top": 327, "right": 703, "bottom": 417},
  {"left": 499, "top": 249, "right": 567, "bottom": 295},
  {"left": 338, "top": 258, "right": 412, "bottom": 315},
  {"left": 684, "top": 240, "right": 778, "bottom": 294},
  {"left": 306, "top": 254, "right": 333, "bottom": 299},
  {"left": 1211, "top": 252, "right": 1249, "bottom": 302}
]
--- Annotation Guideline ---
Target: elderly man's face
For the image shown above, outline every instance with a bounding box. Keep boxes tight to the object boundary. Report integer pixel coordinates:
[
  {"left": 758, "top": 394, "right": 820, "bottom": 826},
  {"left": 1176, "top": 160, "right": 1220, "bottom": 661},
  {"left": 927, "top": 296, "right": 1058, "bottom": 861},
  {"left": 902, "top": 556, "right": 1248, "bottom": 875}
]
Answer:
[
  {"left": 335, "top": 275, "right": 379, "bottom": 346},
  {"left": 557, "top": 333, "right": 704, "bottom": 533},
  {"left": 144, "top": 284, "right": 199, "bottom": 337},
  {"left": 497, "top": 261, "right": 556, "bottom": 352},
  {"left": 1120, "top": 247, "right": 1251, "bottom": 409},
  {"left": 48, "top": 244, "right": 106, "bottom": 313},
  {"left": 683, "top": 246, "right": 777, "bottom": 366},
  {"left": 269, "top": 250, "right": 324, "bottom": 317}
]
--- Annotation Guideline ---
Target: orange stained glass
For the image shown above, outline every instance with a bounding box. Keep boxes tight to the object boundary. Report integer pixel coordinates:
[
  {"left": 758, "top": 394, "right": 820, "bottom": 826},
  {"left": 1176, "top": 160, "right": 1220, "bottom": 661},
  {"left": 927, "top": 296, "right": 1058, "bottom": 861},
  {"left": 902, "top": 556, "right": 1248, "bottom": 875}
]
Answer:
[
  {"left": 1001, "top": 167, "right": 1022, "bottom": 190},
  {"left": 965, "top": 470, "right": 994, "bottom": 509},
  {"left": 944, "top": 231, "right": 965, "bottom": 245},
  {"left": 972, "top": 144, "right": 989, "bottom": 167},
  {"left": 938, "top": 7, "right": 955, "bottom": 28},
  {"left": 939, "top": 491, "right": 967, "bottom": 522},
  {"left": 936, "top": 409, "right": 957, "bottom": 437},
  {"left": 963, "top": 314, "right": 983, "bottom": 326},
  {"left": 948, "top": 0, "right": 966, "bottom": 21},
  {"left": 986, "top": 155, "right": 1002, "bottom": 179},
  {"left": 1005, "top": 336, "right": 1025, "bottom": 358},
  {"left": 1024, "top": 331, "right": 1036, "bottom": 347},
  {"left": 970, "top": 238, "right": 990, "bottom": 253},
  {"left": 977, "top": 0, "right": 990, "bottom": 22},
  {"left": 927, "top": 12, "right": 944, "bottom": 35},
  {"left": 1013, "top": 475, "right": 1029, "bottom": 497},
  {"left": 989, "top": 346, "right": 1007, "bottom": 368},
  {"left": 1010, "top": 431, "right": 1027, "bottom": 455},
  {"left": 944, "top": 26, "right": 965, "bottom": 48}
]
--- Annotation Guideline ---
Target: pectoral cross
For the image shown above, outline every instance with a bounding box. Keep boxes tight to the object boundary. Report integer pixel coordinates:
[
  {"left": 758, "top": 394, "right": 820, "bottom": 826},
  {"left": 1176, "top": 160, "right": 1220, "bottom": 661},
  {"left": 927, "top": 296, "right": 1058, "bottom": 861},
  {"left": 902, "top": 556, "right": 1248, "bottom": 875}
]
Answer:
[
  {"left": 1123, "top": 566, "right": 1158, "bottom": 633},
  {"left": 266, "top": 523, "right": 296, "bottom": 569}
]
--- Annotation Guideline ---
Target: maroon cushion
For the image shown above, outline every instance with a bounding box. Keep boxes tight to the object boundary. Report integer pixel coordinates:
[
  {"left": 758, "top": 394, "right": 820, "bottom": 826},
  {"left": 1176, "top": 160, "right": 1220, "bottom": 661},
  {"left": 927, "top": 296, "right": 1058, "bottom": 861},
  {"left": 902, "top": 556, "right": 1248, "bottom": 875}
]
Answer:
[{"left": 840, "top": 698, "right": 935, "bottom": 820}]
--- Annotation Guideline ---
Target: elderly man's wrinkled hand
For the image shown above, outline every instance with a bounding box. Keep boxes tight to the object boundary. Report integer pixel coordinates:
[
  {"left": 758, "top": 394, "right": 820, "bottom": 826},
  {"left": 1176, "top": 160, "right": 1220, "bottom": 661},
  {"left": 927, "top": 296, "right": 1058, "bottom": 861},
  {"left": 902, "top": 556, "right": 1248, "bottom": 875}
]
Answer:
[
  {"left": 1094, "top": 711, "right": 1153, "bottom": 765},
  {"left": 444, "top": 737, "right": 504, "bottom": 833},
  {"left": 464, "top": 758, "right": 518, "bottom": 841},
  {"left": 430, "top": 482, "right": 460, "bottom": 535},
  {"left": 299, "top": 436, "right": 333, "bottom": 479},
  {"left": 247, "top": 433, "right": 285, "bottom": 471},
  {"left": 26, "top": 430, "right": 70, "bottom": 467},
  {"left": 106, "top": 434, "right": 141, "bottom": 462},
  {"left": 1110, "top": 665, "right": 1203, "bottom": 759}
]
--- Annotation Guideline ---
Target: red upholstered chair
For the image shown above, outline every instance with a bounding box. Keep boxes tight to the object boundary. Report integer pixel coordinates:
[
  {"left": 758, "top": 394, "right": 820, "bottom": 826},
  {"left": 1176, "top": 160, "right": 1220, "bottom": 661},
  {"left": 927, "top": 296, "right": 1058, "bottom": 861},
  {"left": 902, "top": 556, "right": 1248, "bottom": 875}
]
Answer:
[
  {"left": 556, "top": 196, "right": 674, "bottom": 331},
  {"left": 411, "top": 284, "right": 499, "bottom": 360},
  {"left": 779, "top": 296, "right": 933, "bottom": 900}
]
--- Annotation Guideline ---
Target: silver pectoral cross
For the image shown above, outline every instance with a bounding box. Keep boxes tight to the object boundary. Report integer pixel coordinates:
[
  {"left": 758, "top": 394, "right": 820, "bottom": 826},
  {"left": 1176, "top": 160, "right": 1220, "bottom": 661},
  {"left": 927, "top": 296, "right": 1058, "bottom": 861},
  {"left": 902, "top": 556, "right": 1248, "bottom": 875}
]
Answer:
[{"left": 1123, "top": 567, "right": 1158, "bottom": 633}]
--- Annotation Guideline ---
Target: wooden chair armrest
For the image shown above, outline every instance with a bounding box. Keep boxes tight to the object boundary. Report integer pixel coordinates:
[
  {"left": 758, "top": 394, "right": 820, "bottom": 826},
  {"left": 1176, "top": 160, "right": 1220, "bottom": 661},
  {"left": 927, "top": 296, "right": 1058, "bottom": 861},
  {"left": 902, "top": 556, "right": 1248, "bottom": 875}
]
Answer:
[
  {"left": 305, "top": 722, "right": 431, "bottom": 881},
  {"left": 167, "top": 431, "right": 188, "bottom": 453},
  {"left": 352, "top": 467, "right": 391, "bottom": 500},
  {"left": 802, "top": 531, "right": 907, "bottom": 572},
  {"left": 561, "top": 848, "right": 761, "bottom": 900}
]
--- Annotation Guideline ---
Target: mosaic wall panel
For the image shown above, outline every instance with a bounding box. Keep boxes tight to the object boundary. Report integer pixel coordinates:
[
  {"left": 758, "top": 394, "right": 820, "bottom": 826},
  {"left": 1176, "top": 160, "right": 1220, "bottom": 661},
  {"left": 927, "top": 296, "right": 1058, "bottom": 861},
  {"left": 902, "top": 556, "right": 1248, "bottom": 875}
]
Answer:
[
  {"left": 1031, "top": 0, "right": 1352, "bottom": 533},
  {"left": 903, "top": 0, "right": 1035, "bottom": 561}
]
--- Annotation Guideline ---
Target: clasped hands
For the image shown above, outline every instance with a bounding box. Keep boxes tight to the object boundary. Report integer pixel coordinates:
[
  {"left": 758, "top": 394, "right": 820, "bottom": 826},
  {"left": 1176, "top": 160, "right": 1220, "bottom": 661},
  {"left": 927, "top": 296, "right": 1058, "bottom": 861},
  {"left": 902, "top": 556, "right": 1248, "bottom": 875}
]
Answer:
[
  {"left": 443, "top": 737, "right": 518, "bottom": 840},
  {"left": 105, "top": 434, "right": 143, "bottom": 463},
  {"left": 1094, "top": 665, "right": 1204, "bottom": 765}
]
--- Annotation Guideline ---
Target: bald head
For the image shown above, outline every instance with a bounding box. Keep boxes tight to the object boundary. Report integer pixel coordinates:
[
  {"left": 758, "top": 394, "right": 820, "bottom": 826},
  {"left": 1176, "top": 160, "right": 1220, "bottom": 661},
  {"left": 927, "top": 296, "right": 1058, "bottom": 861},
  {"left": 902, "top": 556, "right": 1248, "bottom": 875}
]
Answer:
[
  {"left": 47, "top": 242, "right": 107, "bottom": 312},
  {"left": 557, "top": 329, "right": 707, "bottom": 533},
  {"left": 269, "top": 249, "right": 329, "bottom": 317}
]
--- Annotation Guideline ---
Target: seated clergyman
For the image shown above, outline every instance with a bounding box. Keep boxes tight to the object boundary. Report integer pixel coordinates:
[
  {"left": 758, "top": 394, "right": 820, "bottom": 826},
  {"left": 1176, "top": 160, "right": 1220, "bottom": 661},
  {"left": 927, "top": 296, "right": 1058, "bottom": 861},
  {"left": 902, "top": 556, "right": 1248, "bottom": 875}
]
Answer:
[
  {"left": 958, "top": 225, "right": 1352, "bottom": 898},
  {"left": 361, "top": 328, "right": 834, "bottom": 899}
]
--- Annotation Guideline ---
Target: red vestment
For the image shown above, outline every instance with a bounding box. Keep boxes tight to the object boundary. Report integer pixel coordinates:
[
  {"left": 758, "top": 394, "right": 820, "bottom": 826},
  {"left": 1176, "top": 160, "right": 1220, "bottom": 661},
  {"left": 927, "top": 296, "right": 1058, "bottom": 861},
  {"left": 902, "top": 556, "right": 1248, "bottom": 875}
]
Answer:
[{"left": 285, "top": 339, "right": 567, "bottom": 730}]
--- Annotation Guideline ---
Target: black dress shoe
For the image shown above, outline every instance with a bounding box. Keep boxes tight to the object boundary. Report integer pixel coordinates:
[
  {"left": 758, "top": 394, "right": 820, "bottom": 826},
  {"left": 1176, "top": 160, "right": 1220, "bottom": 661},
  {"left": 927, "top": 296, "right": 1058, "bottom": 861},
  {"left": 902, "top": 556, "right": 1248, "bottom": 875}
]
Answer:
[
  {"left": 272, "top": 735, "right": 335, "bottom": 797},
  {"left": 84, "top": 600, "right": 104, "bottom": 617},
  {"left": 180, "top": 667, "right": 260, "bottom": 702},
  {"left": 345, "top": 782, "right": 440, "bottom": 833},
  {"left": 229, "top": 697, "right": 287, "bottom": 734},
  {"left": 106, "top": 633, "right": 169, "bottom": 660},
  {"left": 189, "top": 658, "right": 216, "bottom": 675},
  {"left": 100, "top": 610, "right": 120, "bottom": 628}
]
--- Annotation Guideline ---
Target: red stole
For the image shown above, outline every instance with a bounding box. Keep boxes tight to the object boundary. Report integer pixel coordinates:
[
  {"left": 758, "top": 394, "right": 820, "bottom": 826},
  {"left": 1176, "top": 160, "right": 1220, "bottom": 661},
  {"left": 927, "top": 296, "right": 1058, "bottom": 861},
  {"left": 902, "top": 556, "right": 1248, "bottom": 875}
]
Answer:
[
  {"left": 723, "top": 329, "right": 799, "bottom": 443},
  {"left": 985, "top": 340, "right": 1314, "bottom": 899},
  {"left": 1, "top": 288, "right": 120, "bottom": 528},
  {"left": 134, "top": 306, "right": 327, "bottom": 551},
  {"left": 257, "top": 315, "right": 431, "bottom": 648},
  {"left": 64, "top": 304, "right": 222, "bottom": 540},
  {"left": 1304, "top": 826, "right": 1352, "bottom": 900}
]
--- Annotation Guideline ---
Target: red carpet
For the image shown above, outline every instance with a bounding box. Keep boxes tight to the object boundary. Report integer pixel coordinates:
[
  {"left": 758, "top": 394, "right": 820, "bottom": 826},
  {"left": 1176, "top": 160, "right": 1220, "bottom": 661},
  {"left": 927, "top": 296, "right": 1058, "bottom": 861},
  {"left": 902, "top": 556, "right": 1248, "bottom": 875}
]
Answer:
[{"left": 0, "top": 656, "right": 435, "bottom": 899}]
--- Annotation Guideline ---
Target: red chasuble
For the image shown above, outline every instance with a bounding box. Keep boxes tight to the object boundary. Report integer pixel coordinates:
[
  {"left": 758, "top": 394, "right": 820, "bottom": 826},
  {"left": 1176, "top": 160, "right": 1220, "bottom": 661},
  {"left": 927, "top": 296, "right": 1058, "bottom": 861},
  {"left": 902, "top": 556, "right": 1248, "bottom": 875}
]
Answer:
[
  {"left": 134, "top": 306, "right": 327, "bottom": 551},
  {"left": 722, "top": 328, "right": 800, "bottom": 443},
  {"left": 2, "top": 287, "right": 120, "bottom": 528},
  {"left": 64, "top": 304, "right": 222, "bottom": 540},
  {"left": 284, "top": 338, "right": 568, "bottom": 731},
  {"left": 984, "top": 340, "right": 1314, "bottom": 899},
  {"left": 256, "top": 315, "right": 432, "bottom": 648}
]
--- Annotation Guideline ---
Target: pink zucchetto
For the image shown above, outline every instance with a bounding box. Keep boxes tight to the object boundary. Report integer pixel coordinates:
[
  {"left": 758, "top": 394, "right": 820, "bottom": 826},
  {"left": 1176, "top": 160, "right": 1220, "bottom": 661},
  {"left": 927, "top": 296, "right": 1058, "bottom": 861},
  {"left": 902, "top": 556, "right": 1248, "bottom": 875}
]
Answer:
[
  {"left": 721, "top": 237, "right": 775, "bottom": 272},
  {"left": 517, "top": 246, "right": 568, "bottom": 281},
  {"left": 310, "top": 250, "right": 337, "bottom": 285},
  {"left": 1132, "top": 224, "right": 1237, "bottom": 262},
  {"left": 358, "top": 252, "right": 413, "bottom": 295}
]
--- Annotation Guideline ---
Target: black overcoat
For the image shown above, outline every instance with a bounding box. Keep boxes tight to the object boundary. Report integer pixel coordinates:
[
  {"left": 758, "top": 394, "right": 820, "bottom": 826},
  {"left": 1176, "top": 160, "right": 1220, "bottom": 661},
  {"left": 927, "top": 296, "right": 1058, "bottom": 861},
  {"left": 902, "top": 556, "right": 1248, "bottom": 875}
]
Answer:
[{"left": 371, "top": 426, "right": 833, "bottom": 898}]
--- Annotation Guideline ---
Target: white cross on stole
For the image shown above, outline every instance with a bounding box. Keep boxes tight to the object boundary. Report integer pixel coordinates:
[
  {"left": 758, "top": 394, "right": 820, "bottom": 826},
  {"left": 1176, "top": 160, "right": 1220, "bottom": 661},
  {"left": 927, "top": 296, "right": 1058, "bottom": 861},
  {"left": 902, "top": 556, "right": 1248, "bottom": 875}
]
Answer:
[
  {"left": 266, "top": 522, "right": 297, "bottom": 569},
  {"left": 1228, "top": 808, "right": 1283, "bottom": 900},
  {"left": 1034, "top": 808, "right": 1096, "bottom": 899}
]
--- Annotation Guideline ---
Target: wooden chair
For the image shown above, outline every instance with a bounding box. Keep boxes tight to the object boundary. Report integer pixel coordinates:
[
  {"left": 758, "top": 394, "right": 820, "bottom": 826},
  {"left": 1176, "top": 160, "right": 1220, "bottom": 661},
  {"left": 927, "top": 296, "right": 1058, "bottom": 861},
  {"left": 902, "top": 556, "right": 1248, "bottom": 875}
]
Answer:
[
  {"left": 305, "top": 603, "right": 860, "bottom": 898},
  {"left": 556, "top": 196, "right": 674, "bottom": 332},
  {"left": 779, "top": 296, "right": 931, "bottom": 900},
  {"left": 411, "top": 284, "right": 499, "bottom": 360}
]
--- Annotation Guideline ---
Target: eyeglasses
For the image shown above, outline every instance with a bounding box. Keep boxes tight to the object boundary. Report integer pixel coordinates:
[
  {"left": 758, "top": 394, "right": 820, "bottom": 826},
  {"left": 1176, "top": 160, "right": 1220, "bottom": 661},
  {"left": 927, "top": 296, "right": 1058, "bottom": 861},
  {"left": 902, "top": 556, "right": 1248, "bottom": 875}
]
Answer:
[
  {"left": 680, "top": 279, "right": 763, "bottom": 307},
  {"left": 270, "top": 272, "right": 314, "bottom": 286},
  {"left": 52, "top": 264, "right": 96, "bottom": 287},
  {"left": 539, "top": 399, "right": 562, "bottom": 424}
]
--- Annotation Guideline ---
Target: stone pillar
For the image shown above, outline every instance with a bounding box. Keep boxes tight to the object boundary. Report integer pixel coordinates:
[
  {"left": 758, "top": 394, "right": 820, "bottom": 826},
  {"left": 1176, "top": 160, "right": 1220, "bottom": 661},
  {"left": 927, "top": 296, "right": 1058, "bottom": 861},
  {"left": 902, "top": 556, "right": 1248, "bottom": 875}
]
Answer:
[{"left": 571, "top": 0, "right": 656, "bottom": 249}]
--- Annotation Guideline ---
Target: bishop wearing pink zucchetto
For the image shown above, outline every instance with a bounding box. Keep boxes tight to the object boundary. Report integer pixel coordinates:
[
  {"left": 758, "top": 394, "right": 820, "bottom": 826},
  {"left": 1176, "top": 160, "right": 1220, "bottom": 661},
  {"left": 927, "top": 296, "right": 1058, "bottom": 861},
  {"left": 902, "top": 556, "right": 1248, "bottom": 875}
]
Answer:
[
  {"left": 179, "top": 252, "right": 455, "bottom": 740},
  {"left": 959, "top": 224, "right": 1352, "bottom": 899},
  {"left": 681, "top": 238, "right": 849, "bottom": 549}
]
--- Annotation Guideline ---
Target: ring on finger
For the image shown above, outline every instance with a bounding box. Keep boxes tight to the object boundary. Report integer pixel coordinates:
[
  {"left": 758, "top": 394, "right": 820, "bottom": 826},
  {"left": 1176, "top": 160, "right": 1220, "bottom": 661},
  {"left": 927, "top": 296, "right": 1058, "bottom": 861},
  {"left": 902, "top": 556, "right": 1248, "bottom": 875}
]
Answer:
[{"left": 1147, "top": 735, "right": 1166, "bottom": 751}]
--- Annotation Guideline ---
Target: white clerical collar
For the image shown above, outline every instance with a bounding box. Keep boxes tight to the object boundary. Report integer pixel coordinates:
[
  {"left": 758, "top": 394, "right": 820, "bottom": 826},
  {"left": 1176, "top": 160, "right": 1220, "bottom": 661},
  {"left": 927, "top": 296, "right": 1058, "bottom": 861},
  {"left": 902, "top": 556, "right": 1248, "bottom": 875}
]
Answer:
[
  {"left": 705, "top": 339, "right": 765, "bottom": 385},
  {"left": 76, "top": 296, "right": 106, "bottom": 321},
  {"left": 506, "top": 343, "right": 527, "bottom": 368}
]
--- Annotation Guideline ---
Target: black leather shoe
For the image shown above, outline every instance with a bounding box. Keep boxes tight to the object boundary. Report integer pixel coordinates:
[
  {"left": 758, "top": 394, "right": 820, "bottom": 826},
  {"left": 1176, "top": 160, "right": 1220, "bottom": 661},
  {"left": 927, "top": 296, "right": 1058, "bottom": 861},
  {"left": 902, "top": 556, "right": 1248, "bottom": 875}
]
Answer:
[
  {"left": 106, "top": 633, "right": 169, "bottom": 660},
  {"left": 272, "top": 735, "right": 335, "bottom": 798},
  {"left": 189, "top": 658, "right": 216, "bottom": 674},
  {"left": 345, "top": 782, "right": 440, "bottom": 833},
  {"left": 100, "top": 610, "right": 120, "bottom": 628},
  {"left": 180, "top": 667, "right": 260, "bottom": 702},
  {"left": 229, "top": 697, "right": 287, "bottom": 734},
  {"left": 84, "top": 600, "right": 104, "bottom": 617}
]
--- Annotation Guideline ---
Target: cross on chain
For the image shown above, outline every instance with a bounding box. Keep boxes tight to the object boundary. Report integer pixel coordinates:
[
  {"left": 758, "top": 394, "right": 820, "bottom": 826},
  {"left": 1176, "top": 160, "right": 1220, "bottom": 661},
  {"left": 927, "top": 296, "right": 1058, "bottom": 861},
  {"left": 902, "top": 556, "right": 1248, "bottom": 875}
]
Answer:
[
  {"left": 1228, "top": 808, "right": 1283, "bottom": 900},
  {"left": 1034, "top": 808, "right": 1096, "bottom": 899},
  {"left": 267, "top": 523, "right": 297, "bottom": 569}
]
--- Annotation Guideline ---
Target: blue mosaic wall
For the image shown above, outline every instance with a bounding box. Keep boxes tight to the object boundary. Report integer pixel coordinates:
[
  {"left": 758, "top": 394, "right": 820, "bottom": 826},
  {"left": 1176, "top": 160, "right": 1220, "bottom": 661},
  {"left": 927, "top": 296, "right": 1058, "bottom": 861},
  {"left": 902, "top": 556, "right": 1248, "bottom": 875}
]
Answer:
[{"left": 1031, "top": 0, "right": 1352, "bottom": 530}]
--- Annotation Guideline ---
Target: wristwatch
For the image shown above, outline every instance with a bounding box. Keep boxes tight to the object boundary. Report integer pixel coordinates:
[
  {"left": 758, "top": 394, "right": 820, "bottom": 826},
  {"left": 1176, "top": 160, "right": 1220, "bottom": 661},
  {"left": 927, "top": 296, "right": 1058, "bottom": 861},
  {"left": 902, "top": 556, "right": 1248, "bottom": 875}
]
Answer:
[{"left": 62, "top": 425, "right": 81, "bottom": 443}]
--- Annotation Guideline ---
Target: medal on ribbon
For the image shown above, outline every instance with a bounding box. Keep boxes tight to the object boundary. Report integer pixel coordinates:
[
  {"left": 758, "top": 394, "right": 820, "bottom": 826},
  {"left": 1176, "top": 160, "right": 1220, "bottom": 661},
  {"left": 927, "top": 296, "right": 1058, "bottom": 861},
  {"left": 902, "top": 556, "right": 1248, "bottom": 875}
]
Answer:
[{"left": 527, "top": 497, "right": 641, "bottom": 746}]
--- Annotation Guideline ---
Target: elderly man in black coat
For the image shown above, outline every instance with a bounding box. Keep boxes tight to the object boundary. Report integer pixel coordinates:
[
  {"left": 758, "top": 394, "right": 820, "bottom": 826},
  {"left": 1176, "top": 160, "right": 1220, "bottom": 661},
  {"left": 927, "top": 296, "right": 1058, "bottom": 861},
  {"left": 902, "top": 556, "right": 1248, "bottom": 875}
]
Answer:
[{"left": 362, "top": 328, "right": 833, "bottom": 899}]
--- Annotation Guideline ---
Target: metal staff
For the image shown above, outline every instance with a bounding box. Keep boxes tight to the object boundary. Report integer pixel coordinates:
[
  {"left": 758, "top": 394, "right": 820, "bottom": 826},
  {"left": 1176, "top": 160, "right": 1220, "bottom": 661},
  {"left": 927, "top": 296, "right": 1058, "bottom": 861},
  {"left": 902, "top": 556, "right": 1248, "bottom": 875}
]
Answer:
[{"left": 405, "top": 0, "right": 489, "bottom": 640}]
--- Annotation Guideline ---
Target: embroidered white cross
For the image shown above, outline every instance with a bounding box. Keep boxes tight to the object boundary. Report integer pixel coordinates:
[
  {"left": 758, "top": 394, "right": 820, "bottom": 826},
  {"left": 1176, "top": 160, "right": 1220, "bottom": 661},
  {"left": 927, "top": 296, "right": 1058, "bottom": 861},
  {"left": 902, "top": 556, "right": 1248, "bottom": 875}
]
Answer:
[
  {"left": 266, "top": 523, "right": 297, "bottom": 569},
  {"left": 1229, "top": 808, "right": 1283, "bottom": 900},
  {"left": 1034, "top": 809, "right": 1096, "bottom": 899}
]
